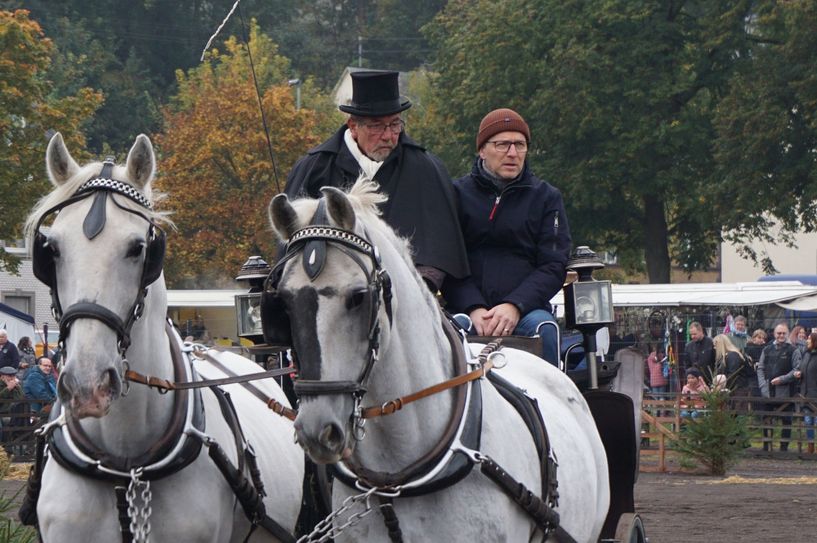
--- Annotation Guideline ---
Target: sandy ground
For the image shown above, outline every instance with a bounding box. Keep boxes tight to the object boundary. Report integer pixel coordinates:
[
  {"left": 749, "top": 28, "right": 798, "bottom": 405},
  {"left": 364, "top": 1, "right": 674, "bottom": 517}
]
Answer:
[
  {"left": 635, "top": 455, "right": 817, "bottom": 543},
  {"left": 3, "top": 456, "right": 816, "bottom": 542}
]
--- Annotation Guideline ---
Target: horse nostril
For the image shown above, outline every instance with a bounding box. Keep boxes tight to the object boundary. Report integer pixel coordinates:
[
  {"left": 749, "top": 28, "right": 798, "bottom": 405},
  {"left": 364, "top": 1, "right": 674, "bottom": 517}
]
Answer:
[
  {"left": 57, "top": 372, "right": 78, "bottom": 403},
  {"left": 318, "top": 423, "right": 344, "bottom": 450},
  {"left": 104, "top": 368, "right": 122, "bottom": 397}
]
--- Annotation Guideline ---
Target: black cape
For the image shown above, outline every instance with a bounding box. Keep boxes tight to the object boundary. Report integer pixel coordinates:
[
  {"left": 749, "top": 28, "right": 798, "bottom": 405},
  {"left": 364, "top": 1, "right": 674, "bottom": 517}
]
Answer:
[{"left": 284, "top": 126, "right": 469, "bottom": 279}]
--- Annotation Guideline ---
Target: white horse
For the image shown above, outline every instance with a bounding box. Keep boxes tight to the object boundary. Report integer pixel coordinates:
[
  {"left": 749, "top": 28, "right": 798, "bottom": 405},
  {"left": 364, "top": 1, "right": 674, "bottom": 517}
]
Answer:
[
  {"left": 23, "top": 133, "right": 303, "bottom": 542},
  {"left": 267, "top": 181, "right": 610, "bottom": 542}
]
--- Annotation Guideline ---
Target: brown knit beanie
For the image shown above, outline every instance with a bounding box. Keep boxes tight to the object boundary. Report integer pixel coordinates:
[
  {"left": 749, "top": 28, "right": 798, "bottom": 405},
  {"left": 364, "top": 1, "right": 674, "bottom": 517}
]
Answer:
[{"left": 476, "top": 108, "right": 530, "bottom": 150}]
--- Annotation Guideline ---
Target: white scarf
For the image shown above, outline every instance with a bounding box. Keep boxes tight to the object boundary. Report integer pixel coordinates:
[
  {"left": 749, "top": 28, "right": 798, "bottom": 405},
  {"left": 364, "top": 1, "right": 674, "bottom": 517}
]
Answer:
[{"left": 344, "top": 128, "right": 383, "bottom": 180}]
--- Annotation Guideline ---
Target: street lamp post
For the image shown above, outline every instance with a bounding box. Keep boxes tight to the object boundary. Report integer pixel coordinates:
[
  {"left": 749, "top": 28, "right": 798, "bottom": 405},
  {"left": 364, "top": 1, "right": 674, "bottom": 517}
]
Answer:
[{"left": 564, "top": 246, "right": 614, "bottom": 390}]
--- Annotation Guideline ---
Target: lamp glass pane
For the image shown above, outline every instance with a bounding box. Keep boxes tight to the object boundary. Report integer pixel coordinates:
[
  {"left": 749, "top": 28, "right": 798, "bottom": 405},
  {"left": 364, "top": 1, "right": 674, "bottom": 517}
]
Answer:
[
  {"left": 573, "top": 282, "right": 613, "bottom": 325},
  {"left": 235, "top": 293, "right": 263, "bottom": 336}
]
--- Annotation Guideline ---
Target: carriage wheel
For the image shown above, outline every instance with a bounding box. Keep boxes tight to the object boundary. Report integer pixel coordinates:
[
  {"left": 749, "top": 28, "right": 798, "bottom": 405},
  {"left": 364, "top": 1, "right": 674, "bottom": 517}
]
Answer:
[{"left": 613, "top": 513, "right": 647, "bottom": 543}]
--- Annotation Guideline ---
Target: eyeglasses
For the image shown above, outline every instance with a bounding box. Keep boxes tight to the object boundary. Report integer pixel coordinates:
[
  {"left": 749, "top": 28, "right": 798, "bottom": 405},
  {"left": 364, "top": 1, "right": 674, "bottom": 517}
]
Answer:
[
  {"left": 361, "top": 119, "right": 405, "bottom": 135},
  {"left": 486, "top": 140, "right": 528, "bottom": 153}
]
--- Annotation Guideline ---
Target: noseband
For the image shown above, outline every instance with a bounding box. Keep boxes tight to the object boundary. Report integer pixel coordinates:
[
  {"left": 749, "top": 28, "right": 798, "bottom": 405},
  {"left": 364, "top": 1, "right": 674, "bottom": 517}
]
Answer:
[
  {"left": 262, "top": 202, "right": 393, "bottom": 406},
  {"left": 32, "top": 158, "right": 166, "bottom": 358}
]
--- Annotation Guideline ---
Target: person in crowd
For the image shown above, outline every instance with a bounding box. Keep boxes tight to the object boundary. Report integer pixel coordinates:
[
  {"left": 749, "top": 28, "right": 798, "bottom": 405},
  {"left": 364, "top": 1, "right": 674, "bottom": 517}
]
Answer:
[
  {"left": 442, "top": 108, "right": 571, "bottom": 365},
  {"left": 15, "top": 336, "right": 35, "bottom": 380},
  {"left": 729, "top": 315, "right": 749, "bottom": 353},
  {"left": 646, "top": 345, "right": 669, "bottom": 398},
  {"left": 680, "top": 368, "right": 709, "bottom": 419},
  {"left": 16, "top": 337, "right": 35, "bottom": 365},
  {"left": 744, "top": 329, "right": 767, "bottom": 396},
  {"left": 284, "top": 70, "right": 469, "bottom": 292},
  {"left": 757, "top": 323, "right": 796, "bottom": 451},
  {"left": 23, "top": 356, "right": 57, "bottom": 415},
  {"left": 790, "top": 324, "right": 808, "bottom": 368},
  {"left": 713, "top": 334, "right": 750, "bottom": 393},
  {"left": 683, "top": 321, "right": 715, "bottom": 378},
  {"left": 0, "top": 330, "right": 20, "bottom": 370},
  {"left": 772, "top": 331, "right": 817, "bottom": 454},
  {"left": 0, "top": 366, "right": 25, "bottom": 444}
]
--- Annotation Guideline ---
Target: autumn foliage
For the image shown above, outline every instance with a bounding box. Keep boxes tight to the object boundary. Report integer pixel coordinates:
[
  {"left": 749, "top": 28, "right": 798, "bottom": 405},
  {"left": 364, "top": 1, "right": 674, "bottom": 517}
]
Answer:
[
  {"left": 1, "top": 9, "right": 101, "bottom": 273},
  {"left": 155, "top": 26, "right": 327, "bottom": 287}
]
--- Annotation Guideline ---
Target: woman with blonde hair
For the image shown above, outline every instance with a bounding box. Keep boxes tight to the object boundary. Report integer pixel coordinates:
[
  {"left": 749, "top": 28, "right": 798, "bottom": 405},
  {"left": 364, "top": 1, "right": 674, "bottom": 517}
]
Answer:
[{"left": 713, "top": 334, "right": 749, "bottom": 391}]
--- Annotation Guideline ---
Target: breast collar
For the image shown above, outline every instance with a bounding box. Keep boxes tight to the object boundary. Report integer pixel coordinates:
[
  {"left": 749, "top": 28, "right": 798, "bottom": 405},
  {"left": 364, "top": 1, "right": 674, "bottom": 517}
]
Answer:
[
  {"left": 45, "top": 323, "right": 206, "bottom": 481},
  {"left": 331, "top": 316, "right": 483, "bottom": 497}
]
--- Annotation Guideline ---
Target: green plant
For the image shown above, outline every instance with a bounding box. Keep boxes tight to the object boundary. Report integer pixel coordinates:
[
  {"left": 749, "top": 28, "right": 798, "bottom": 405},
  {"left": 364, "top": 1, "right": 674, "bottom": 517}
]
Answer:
[
  {"left": 0, "top": 488, "right": 37, "bottom": 543},
  {"left": 675, "top": 388, "right": 751, "bottom": 475}
]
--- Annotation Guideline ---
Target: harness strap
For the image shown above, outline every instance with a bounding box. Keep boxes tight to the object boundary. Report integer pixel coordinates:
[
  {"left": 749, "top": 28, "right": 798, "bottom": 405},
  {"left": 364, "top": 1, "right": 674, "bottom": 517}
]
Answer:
[
  {"left": 378, "top": 497, "right": 404, "bottom": 543},
  {"left": 18, "top": 432, "right": 46, "bottom": 527},
  {"left": 360, "top": 360, "right": 493, "bottom": 419},
  {"left": 205, "top": 439, "right": 296, "bottom": 543},
  {"left": 479, "top": 456, "right": 577, "bottom": 543},
  {"left": 125, "top": 364, "right": 295, "bottom": 392},
  {"left": 114, "top": 485, "right": 135, "bottom": 543},
  {"left": 192, "top": 348, "right": 297, "bottom": 421}
]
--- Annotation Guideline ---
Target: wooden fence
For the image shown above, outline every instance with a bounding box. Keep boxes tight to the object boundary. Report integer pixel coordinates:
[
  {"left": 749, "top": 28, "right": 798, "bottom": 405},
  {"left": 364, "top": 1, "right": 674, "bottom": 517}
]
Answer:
[
  {"left": 640, "top": 394, "right": 817, "bottom": 472},
  {"left": 0, "top": 398, "right": 51, "bottom": 460}
]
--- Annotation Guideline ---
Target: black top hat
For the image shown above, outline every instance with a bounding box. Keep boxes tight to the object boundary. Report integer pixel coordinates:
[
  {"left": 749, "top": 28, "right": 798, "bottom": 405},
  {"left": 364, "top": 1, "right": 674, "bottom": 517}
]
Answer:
[{"left": 339, "top": 70, "right": 411, "bottom": 117}]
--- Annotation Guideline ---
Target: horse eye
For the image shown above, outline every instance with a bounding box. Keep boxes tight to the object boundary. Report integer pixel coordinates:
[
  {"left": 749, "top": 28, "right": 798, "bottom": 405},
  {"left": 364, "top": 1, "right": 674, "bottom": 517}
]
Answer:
[
  {"left": 126, "top": 240, "right": 145, "bottom": 259},
  {"left": 346, "top": 288, "right": 368, "bottom": 310},
  {"left": 46, "top": 240, "right": 60, "bottom": 258}
]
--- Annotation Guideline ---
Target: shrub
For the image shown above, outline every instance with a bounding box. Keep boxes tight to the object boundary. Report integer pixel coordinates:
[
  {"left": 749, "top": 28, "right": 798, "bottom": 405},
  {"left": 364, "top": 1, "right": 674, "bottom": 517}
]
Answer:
[{"left": 675, "top": 388, "right": 750, "bottom": 475}]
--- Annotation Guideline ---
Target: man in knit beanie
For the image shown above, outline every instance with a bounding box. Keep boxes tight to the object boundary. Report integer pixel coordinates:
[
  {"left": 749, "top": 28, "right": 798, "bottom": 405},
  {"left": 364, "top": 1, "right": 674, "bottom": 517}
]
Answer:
[{"left": 443, "top": 108, "right": 571, "bottom": 365}]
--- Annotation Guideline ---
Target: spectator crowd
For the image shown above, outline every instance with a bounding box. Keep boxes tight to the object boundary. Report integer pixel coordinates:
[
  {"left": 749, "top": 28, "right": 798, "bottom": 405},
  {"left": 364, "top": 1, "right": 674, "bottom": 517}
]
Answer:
[
  {"left": 0, "top": 329, "right": 59, "bottom": 454},
  {"left": 644, "top": 316, "right": 817, "bottom": 454}
]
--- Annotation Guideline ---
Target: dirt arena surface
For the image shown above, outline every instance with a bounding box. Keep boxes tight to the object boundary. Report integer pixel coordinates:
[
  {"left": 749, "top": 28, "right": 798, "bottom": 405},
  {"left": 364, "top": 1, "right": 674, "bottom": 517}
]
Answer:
[
  {"left": 3, "top": 456, "right": 815, "bottom": 541},
  {"left": 635, "top": 455, "right": 817, "bottom": 543}
]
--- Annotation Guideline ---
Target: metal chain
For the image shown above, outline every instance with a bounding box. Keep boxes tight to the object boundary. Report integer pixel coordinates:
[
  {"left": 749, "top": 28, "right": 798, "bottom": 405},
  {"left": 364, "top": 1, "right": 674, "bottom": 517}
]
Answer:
[
  {"left": 126, "top": 468, "right": 153, "bottom": 543},
  {"left": 297, "top": 487, "right": 386, "bottom": 543}
]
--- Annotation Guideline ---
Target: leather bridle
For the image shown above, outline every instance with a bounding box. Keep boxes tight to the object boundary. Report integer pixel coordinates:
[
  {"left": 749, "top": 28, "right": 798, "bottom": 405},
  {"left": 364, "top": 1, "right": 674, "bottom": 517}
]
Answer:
[
  {"left": 282, "top": 225, "right": 393, "bottom": 397},
  {"left": 32, "top": 159, "right": 166, "bottom": 360},
  {"left": 268, "top": 207, "right": 393, "bottom": 438}
]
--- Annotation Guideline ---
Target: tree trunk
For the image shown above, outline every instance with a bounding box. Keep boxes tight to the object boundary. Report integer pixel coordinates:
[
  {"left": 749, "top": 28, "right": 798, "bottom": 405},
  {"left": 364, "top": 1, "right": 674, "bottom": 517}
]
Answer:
[{"left": 643, "top": 194, "right": 671, "bottom": 283}]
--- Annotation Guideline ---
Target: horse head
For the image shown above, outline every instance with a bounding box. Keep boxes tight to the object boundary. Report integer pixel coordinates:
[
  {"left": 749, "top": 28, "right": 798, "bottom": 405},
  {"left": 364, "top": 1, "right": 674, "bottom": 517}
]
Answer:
[
  {"left": 28, "top": 133, "right": 167, "bottom": 419},
  {"left": 268, "top": 181, "right": 413, "bottom": 463}
]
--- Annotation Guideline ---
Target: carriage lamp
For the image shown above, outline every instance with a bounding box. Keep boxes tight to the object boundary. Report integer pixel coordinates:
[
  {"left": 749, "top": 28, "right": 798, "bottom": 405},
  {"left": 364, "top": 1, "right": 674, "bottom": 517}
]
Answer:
[
  {"left": 234, "top": 256, "right": 271, "bottom": 340},
  {"left": 564, "top": 246, "right": 613, "bottom": 389}
]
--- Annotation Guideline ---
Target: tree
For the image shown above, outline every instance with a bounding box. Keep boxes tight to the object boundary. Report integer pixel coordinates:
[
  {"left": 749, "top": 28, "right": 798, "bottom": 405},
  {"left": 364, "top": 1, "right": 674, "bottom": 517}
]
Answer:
[
  {"left": 425, "top": 0, "right": 815, "bottom": 282},
  {"left": 711, "top": 1, "right": 817, "bottom": 274},
  {"left": 155, "top": 24, "right": 334, "bottom": 287},
  {"left": 0, "top": 9, "right": 102, "bottom": 273}
]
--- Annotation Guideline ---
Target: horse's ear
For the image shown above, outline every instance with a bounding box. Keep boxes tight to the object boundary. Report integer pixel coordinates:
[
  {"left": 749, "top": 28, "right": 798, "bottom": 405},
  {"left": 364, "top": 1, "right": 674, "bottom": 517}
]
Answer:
[
  {"left": 321, "top": 186, "right": 356, "bottom": 231},
  {"left": 126, "top": 134, "right": 156, "bottom": 189},
  {"left": 269, "top": 193, "right": 299, "bottom": 241},
  {"left": 46, "top": 132, "right": 80, "bottom": 186}
]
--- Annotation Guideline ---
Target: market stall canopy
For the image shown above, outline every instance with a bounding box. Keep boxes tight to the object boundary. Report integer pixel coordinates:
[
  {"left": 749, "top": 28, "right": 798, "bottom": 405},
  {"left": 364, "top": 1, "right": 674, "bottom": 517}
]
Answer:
[
  {"left": 550, "top": 281, "right": 817, "bottom": 310},
  {"left": 167, "top": 290, "right": 244, "bottom": 308},
  {"left": 776, "top": 292, "right": 817, "bottom": 311}
]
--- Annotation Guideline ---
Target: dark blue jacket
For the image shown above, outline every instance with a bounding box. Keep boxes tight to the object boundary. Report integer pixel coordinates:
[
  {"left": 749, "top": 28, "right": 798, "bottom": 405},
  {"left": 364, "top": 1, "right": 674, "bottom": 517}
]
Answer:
[
  {"left": 23, "top": 366, "right": 56, "bottom": 413},
  {"left": 443, "top": 159, "right": 571, "bottom": 315}
]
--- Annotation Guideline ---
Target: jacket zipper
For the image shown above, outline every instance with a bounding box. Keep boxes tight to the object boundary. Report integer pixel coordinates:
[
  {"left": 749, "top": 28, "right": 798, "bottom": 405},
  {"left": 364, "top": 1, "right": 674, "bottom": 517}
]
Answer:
[
  {"left": 489, "top": 196, "right": 501, "bottom": 221},
  {"left": 552, "top": 211, "right": 559, "bottom": 251}
]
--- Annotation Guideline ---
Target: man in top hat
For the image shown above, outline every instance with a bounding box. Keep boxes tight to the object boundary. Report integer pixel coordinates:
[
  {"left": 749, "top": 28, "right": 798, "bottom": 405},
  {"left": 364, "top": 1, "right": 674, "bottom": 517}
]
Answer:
[
  {"left": 443, "top": 108, "right": 571, "bottom": 365},
  {"left": 284, "top": 70, "right": 468, "bottom": 291}
]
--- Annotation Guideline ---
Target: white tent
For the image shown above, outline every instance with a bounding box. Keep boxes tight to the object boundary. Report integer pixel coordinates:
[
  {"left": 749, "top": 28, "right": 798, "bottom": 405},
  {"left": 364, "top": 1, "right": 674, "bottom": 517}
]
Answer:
[
  {"left": 550, "top": 281, "right": 817, "bottom": 313},
  {"left": 0, "top": 302, "right": 36, "bottom": 343}
]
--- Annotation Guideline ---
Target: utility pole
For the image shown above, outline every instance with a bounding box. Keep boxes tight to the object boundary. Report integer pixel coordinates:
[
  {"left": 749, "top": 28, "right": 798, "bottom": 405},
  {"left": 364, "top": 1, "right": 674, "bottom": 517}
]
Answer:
[{"left": 358, "top": 35, "right": 363, "bottom": 67}]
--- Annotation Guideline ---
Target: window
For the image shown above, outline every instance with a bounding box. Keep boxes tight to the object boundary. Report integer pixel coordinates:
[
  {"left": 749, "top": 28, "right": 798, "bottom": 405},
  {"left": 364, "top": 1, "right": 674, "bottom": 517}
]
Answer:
[{"left": 2, "top": 294, "right": 32, "bottom": 315}]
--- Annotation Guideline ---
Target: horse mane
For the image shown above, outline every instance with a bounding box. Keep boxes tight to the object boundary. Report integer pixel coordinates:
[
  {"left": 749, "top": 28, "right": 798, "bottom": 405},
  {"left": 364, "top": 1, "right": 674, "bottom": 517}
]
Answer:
[
  {"left": 24, "top": 160, "right": 172, "bottom": 240},
  {"left": 344, "top": 178, "right": 439, "bottom": 309}
]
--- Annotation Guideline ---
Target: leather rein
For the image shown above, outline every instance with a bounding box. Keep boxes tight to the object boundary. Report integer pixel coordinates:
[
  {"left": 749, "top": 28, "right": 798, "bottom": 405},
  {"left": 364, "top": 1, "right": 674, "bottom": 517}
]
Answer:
[{"left": 124, "top": 344, "right": 495, "bottom": 424}]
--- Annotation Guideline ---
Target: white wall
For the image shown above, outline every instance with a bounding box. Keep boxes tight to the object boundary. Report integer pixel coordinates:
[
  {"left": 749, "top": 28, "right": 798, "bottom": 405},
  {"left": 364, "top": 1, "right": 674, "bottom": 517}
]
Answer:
[{"left": 721, "top": 230, "right": 817, "bottom": 283}]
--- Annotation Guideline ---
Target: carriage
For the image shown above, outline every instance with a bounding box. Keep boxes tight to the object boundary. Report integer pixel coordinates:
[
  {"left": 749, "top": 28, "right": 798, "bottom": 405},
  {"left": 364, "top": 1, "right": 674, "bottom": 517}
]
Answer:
[{"left": 20, "top": 133, "right": 646, "bottom": 542}]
